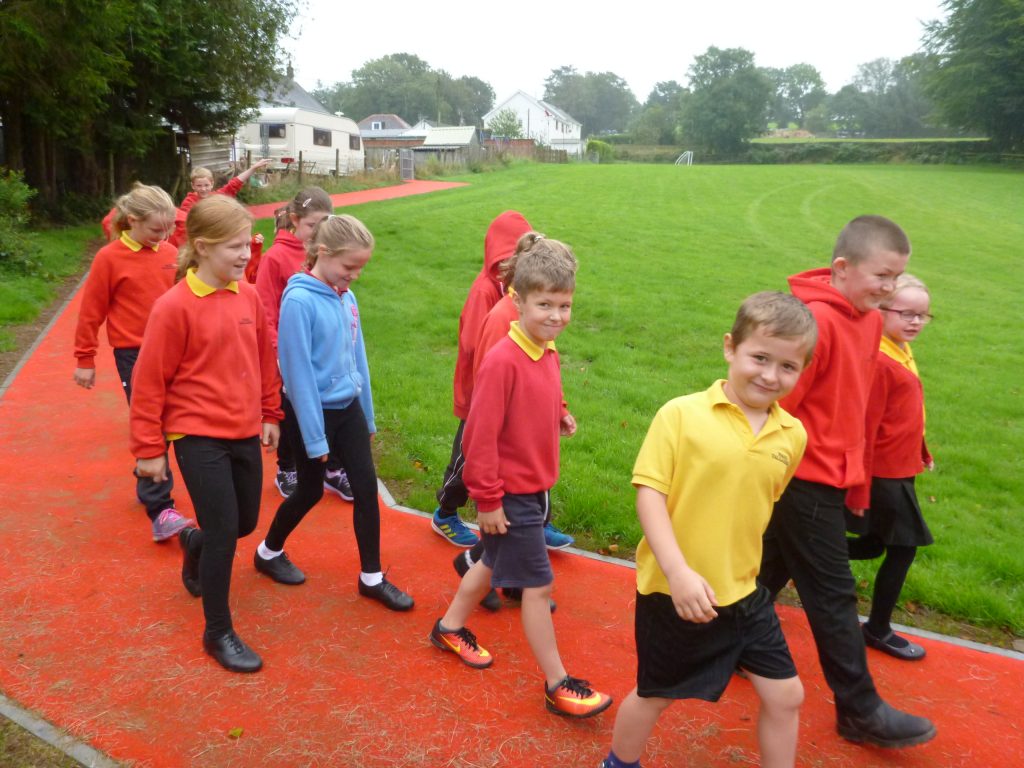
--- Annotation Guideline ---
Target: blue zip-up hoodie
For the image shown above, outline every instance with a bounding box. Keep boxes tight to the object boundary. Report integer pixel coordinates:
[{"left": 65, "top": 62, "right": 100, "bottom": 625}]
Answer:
[{"left": 278, "top": 271, "right": 375, "bottom": 459}]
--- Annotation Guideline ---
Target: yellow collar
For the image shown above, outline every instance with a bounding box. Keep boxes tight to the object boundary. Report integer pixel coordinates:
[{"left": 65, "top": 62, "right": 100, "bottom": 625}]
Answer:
[
  {"left": 185, "top": 268, "right": 239, "bottom": 296},
  {"left": 880, "top": 335, "right": 918, "bottom": 376},
  {"left": 120, "top": 231, "right": 161, "bottom": 253},
  {"left": 508, "top": 321, "right": 556, "bottom": 361}
]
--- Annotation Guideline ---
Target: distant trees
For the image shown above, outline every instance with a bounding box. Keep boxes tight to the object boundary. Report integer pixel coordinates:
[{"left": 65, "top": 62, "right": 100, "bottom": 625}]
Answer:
[
  {"left": 763, "top": 63, "right": 827, "bottom": 128},
  {"left": 0, "top": 0, "right": 296, "bottom": 206},
  {"left": 924, "top": 0, "right": 1024, "bottom": 149},
  {"left": 543, "top": 67, "right": 638, "bottom": 136},
  {"left": 629, "top": 81, "right": 685, "bottom": 145},
  {"left": 679, "top": 47, "right": 772, "bottom": 154},
  {"left": 311, "top": 54, "right": 495, "bottom": 127}
]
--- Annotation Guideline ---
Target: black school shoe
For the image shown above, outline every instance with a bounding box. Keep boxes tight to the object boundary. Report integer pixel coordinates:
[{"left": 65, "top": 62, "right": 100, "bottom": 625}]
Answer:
[
  {"left": 452, "top": 551, "right": 502, "bottom": 612},
  {"left": 203, "top": 630, "right": 263, "bottom": 673},
  {"left": 837, "top": 701, "right": 936, "bottom": 748},
  {"left": 178, "top": 528, "right": 201, "bottom": 598},
  {"left": 862, "top": 623, "right": 926, "bottom": 661},
  {"left": 254, "top": 550, "right": 306, "bottom": 585},
  {"left": 358, "top": 576, "right": 414, "bottom": 611}
]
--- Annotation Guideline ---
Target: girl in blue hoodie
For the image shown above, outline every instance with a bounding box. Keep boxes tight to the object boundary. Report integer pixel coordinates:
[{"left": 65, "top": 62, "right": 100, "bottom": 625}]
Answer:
[{"left": 253, "top": 214, "right": 414, "bottom": 612}]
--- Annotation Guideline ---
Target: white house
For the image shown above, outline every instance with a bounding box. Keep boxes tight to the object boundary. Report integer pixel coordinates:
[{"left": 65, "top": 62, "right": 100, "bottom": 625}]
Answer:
[{"left": 483, "top": 91, "right": 583, "bottom": 157}]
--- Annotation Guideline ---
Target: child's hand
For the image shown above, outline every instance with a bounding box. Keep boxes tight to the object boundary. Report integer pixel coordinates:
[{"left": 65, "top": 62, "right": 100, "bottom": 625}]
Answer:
[
  {"left": 262, "top": 423, "right": 280, "bottom": 451},
  {"left": 560, "top": 413, "right": 577, "bottom": 437},
  {"left": 926, "top": 459, "right": 936, "bottom": 471},
  {"left": 136, "top": 456, "right": 168, "bottom": 482},
  {"left": 668, "top": 566, "right": 718, "bottom": 623},
  {"left": 477, "top": 508, "right": 509, "bottom": 535},
  {"left": 253, "top": 233, "right": 265, "bottom": 245},
  {"left": 73, "top": 367, "right": 96, "bottom": 389},
  {"left": 252, "top": 158, "right": 273, "bottom": 171},
  {"left": 848, "top": 507, "right": 866, "bottom": 518}
]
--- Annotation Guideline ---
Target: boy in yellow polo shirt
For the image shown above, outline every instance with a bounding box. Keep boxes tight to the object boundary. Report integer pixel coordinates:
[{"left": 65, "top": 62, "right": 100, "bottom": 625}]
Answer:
[{"left": 602, "top": 292, "right": 817, "bottom": 768}]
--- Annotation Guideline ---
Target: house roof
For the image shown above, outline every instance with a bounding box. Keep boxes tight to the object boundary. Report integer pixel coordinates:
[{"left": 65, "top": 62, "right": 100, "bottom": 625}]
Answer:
[
  {"left": 419, "top": 126, "right": 478, "bottom": 148},
  {"left": 485, "top": 91, "right": 581, "bottom": 126},
  {"left": 261, "top": 78, "right": 331, "bottom": 115},
  {"left": 357, "top": 113, "right": 411, "bottom": 129}
]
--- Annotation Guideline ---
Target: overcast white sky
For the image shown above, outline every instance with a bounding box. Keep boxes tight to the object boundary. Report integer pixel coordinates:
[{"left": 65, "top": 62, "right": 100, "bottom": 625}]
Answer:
[{"left": 287, "top": 0, "right": 947, "bottom": 106}]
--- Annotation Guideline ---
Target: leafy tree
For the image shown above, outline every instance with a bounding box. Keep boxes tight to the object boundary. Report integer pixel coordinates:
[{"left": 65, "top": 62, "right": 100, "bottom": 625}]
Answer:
[
  {"left": 486, "top": 108, "right": 524, "bottom": 139},
  {"left": 0, "top": 0, "right": 296, "bottom": 205},
  {"left": 543, "top": 67, "right": 638, "bottom": 136},
  {"left": 831, "top": 56, "right": 943, "bottom": 138},
  {"left": 629, "top": 82, "right": 685, "bottom": 144},
  {"left": 827, "top": 84, "right": 870, "bottom": 134},
  {"left": 924, "top": 0, "right": 1024, "bottom": 149},
  {"left": 678, "top": 47, "right": 771, "bottom": 154}
]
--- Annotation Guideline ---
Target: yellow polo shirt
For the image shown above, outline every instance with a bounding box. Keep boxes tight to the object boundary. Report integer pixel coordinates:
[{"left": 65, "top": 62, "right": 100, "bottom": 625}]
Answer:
[{"left": 632, "top": 380, "right": 806, "bottom": 606}]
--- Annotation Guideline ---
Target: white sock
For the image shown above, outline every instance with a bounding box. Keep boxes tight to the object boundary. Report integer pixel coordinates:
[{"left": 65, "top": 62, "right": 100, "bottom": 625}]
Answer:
[
  {"left": 257, "top": 541, "right": 283, "bottom": 560},
  {"left": 360, "top": 571, "right": 383, "bottom": 587}
]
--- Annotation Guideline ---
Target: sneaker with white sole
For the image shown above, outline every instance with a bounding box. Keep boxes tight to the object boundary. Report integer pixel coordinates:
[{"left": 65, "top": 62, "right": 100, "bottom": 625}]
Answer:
[
  {"left": 274, "top": 469, "right": 297, "bottom": 498},
  {"left": 323, "top": 469, "right": 353, "bottom": 501},
  {"left": 152, "top": 508, "right": 194, "bottom": 542},
  {"left": 431, "top": 507, "right": 478, "bottom": 547},
  {"left": 544, "top": 521, "right": 575, "bottom": 550}
]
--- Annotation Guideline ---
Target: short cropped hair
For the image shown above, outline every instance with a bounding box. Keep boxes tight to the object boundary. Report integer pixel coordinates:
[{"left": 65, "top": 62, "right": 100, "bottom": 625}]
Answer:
[
  {"left": 833, "top": 215, "right": 911, "bottom": 265},
  {"left": 731, "top": 291, "right": 818, "bottom": 364},
  {"left": 510, "top": 233, "right": 577, "bottom": 297},
  {"left": 190, "top": 167, "right": 214, "bottom": 182}
]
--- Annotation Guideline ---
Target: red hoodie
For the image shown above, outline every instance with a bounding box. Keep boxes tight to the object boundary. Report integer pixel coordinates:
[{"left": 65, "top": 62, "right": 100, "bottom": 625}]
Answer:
[
  {"left": 451, "top": 211, "right": 532, "bottom": 418},
  {"left": 782, "top": 268, "right": 883, "bottom": 489}
]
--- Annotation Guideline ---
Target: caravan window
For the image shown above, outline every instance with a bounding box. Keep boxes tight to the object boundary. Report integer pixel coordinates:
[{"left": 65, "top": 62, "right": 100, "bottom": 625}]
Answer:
[
  {"left": 349, "top": 135, "right": 361, "bottom": 150},
  {"left": 313, "top": 128, "right": 332, "bottom": 147},
  {"left": 264, "top": 123, "right": 286, "bottom": 139}
]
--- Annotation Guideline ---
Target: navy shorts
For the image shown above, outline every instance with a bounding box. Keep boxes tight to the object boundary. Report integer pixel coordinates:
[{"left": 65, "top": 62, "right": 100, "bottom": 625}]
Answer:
[
  {"left": 635, "top": 584, "right": 797, "bottom": 701},
  {"left": 480, "top": 491, "right": 554, "bottom": 589}
]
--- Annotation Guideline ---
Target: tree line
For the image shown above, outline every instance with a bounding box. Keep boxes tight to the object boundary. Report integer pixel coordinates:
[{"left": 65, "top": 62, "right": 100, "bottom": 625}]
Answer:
[{"left": 0, "top": 0, "right": 1019, "bottom": 215}]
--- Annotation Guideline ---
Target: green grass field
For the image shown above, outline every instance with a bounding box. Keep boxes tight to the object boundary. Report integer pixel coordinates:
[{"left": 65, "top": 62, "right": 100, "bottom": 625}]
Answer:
[{"left": 330, "top": 163, "right": 1023, "bottom": 635}]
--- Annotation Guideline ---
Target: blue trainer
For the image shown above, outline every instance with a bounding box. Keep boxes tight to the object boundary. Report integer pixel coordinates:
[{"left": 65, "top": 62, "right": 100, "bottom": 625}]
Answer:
[
  {"left": 544, "top": 521, "right": 574, "bottom": 550},
  {"left": 431, "top": 508, "right": 478, "bottom": 547}
]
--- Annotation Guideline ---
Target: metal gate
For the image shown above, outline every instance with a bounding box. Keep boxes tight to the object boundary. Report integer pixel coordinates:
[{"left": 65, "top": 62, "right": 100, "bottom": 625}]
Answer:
[{"left": 399, "top": 149, "right": 415, "bottom": 181}]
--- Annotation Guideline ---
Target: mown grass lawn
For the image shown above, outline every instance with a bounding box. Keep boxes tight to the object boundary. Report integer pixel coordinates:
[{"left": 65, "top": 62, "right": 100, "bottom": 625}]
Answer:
[{"left": 338, "top": 162, "right": 1023, "bottom": 635}]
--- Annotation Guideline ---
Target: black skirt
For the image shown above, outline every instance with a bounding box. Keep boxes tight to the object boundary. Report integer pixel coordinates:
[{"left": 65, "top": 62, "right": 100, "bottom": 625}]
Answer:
[{"left": 846, "top": 476, "right": 933, "bottom": 547}]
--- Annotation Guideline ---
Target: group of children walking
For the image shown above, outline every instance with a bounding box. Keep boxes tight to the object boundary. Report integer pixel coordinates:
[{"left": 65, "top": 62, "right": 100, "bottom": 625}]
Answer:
[{"left": 74, "top": 166, "right": 938, "bottom": 762}]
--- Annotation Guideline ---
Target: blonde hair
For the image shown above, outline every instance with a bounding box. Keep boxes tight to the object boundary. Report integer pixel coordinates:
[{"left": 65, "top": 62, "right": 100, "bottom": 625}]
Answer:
[
  {"left": 304, "top": 214, "right": 375, "bottom": 269},
  {"left": 880, "top": 273, "right": 930, "bottom": 309},
  {"left": 190, "top": 167, "right": 214, "bottom": 182},
  {"left": 730, "top": 291, "right": 818, "bottom": 364},
  {"left": 110, "top": 183, "right": 175, "bottom": 238},
  {"left": 833, "top": 215, "right": 911, "bottom": 265},
  {"left": 175, "top": 196, "right": 253, "bottom": 281},
  {"left": 510, "top": 233, "right": 577, "bottom": 296},
  {"left": 274, "top": 186, "right": 333, "bottom": 231}
]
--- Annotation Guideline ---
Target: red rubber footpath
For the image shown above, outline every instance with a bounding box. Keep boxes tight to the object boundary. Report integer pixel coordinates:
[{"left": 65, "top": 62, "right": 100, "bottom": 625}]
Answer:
[
  {"left": 244, "top": 179, "right": 467, "bottom": 220},
  {"left": 0, "top": 194, "right": 1021, "bottom": 766}
]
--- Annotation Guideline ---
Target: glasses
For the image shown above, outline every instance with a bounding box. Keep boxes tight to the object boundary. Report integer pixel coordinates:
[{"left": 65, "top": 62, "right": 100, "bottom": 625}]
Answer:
[{"left": 882, "top": 309, "right": 933, "bottom": 325}]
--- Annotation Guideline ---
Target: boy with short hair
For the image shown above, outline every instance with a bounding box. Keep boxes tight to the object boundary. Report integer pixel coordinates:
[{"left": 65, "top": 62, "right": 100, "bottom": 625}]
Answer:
[
  {"left": 758, "top": 215, "right": 936, "bottom": 747},
  {"left": 602, "top": 292, "right": 816, "bottom": 768},
  {"left": 429, "top": 236, "right": 612, "bottom": 719}
]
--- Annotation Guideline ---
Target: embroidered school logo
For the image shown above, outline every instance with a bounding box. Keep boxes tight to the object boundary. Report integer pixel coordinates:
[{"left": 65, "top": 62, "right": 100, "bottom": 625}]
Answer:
[
  {"left": 771, "top": 451, "right": 790, "bottom": 467},
  {"left": 162, "top": 263, "right": 176, "bottom": 270},
  {"left": 239, "top": 317, "right": 254, "bottom": 325}
]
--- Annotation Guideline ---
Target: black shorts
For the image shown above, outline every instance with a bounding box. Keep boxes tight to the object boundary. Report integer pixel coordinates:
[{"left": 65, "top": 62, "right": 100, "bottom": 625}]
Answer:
[
  {"left": 480, "top": 491, "right": 554, "bottom": 589},
  {"left": 635, "top": 584, "right": 797, "bottom": 701}
]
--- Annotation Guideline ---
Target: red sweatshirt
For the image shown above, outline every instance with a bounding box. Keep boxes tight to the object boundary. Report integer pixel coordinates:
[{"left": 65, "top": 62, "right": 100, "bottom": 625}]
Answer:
[
  {"left": 846, "top": 342, "right": 932, "bottom": 509},
  {"left": 452, "top": 211, "right": 532, "bottom": 418},
  {"left": 463, "top": 325, "right": 563, "bottom": 512},
  {"left": 254, "top": 229, "right": 307, "bottom": 349},
  {"left": 168, "top": 177, "right": 245, "bottom": 249},
  {"left": 73, "top": 235, "right": 178, "bottom": 367},
  {"left": 782, "top": 268, "right": 883, "bottom": 489},
  {"left": 129, "top": 273, "right": 282, "bottom": 459}
]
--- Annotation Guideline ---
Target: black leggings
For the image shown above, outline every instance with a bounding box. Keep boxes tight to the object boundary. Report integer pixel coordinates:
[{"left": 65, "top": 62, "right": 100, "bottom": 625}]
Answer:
[
  {"left": 848, "top": 535, "right": 918, "bottom": 635},
  {"left": 264, "top": 397, "right": 381, "bottom": 573},
  {"left": 173, "top": 435, "right": 262, "bottom": 637}
]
